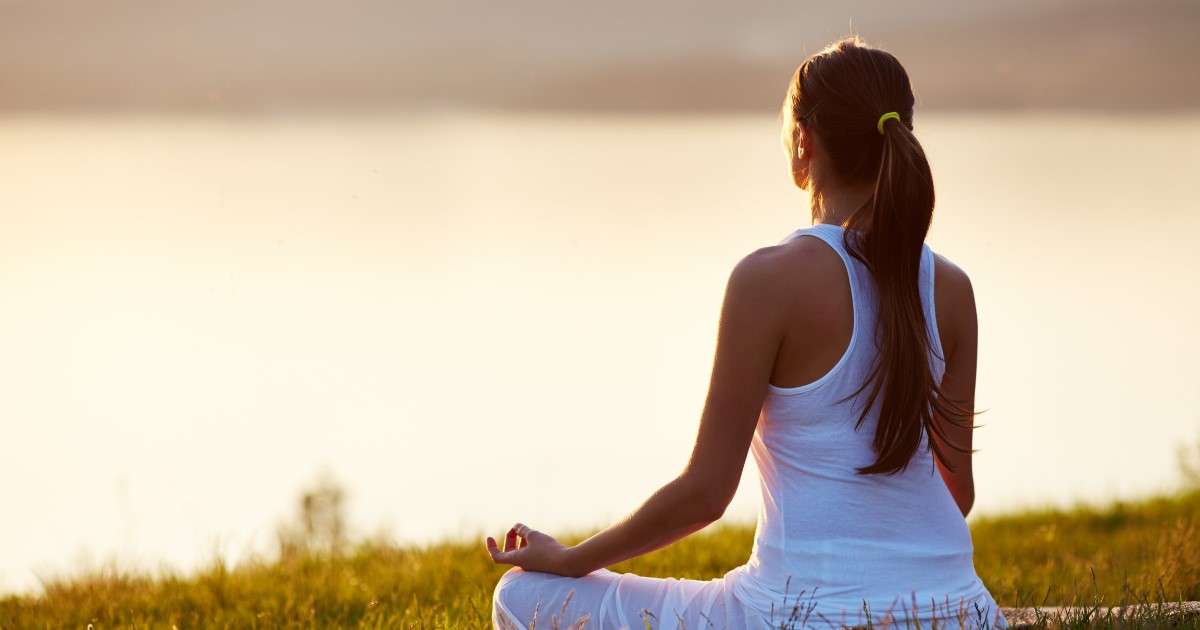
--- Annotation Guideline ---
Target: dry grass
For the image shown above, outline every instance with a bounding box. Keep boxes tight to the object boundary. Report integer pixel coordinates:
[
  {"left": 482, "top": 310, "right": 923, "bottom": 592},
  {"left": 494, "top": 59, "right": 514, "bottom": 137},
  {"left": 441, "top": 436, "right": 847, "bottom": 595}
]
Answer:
[{"left": 1, "top": 490, "right": 1197, "bottom": 628}]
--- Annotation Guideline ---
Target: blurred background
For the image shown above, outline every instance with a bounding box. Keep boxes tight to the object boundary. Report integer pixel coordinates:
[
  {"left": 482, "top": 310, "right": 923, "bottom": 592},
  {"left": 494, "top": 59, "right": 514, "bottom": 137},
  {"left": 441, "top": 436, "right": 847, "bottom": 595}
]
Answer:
[{"left": 2, "top": 0, "right": 1198, "bottom": 595}]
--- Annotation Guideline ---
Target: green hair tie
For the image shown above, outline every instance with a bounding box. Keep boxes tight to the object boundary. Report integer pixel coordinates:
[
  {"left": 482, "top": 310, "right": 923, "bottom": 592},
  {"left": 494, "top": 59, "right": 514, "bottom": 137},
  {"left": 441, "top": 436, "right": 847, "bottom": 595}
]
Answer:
[{"left": 876, "top": 111, "right": 901, "bottom": 135}]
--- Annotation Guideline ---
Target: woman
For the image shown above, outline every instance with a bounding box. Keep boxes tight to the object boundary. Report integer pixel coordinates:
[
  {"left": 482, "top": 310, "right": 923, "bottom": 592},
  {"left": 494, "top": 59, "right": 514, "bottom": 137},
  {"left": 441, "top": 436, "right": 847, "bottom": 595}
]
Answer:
[{"left": 487, "top": 36, "right": 1007, "bottom": 630}]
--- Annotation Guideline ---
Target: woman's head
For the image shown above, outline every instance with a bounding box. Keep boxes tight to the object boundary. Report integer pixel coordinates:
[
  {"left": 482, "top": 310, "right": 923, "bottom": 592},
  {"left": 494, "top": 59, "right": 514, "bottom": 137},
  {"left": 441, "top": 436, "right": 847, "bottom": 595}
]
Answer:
[
  {"left": 780, "top": 37, "right": 926, "bottom": 214},
  {"left": 780, "top": 37, "right": 972, "bottom": 476}
]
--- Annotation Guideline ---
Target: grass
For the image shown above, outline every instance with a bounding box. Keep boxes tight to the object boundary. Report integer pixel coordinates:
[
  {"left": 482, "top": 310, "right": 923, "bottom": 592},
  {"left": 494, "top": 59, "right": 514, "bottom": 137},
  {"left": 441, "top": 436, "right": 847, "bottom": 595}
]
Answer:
[{"left": 1, "top": 490, "right": 1198, "bottom": 629}]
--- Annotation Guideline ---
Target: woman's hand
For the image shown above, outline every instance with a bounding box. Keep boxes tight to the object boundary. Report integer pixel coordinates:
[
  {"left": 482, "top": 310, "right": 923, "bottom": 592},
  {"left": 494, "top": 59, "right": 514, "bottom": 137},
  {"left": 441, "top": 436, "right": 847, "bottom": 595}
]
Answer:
[{"left": 485, "top": 523, "right": 587, "bottom": 577}]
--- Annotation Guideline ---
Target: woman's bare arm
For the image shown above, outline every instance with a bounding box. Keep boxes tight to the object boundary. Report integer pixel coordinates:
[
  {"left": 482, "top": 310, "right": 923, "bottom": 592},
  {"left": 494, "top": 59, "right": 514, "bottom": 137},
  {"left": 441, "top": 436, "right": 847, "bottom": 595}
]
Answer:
[
  {"left": 451, "top": 246, "right": 798, "bottom": 580},
  {"left": 556, "top": 248, "right": 789, "bottom": 575},
  {"left": 930, "top": 255, "right": 978, "bottom": 517}
]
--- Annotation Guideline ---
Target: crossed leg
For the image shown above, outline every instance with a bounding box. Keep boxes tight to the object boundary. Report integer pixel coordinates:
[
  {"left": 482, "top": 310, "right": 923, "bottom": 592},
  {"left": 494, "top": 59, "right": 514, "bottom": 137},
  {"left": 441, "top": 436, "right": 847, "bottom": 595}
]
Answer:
[{"left": 492, "top": 566, "right": 730, "bottom": 630}]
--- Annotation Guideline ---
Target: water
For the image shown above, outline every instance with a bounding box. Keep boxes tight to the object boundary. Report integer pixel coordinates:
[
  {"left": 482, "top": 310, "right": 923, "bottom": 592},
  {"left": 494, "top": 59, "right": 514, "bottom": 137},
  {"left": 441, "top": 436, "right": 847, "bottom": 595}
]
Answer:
[{"left": 2, "top": 111, "right": 1197, "bottom": 594}]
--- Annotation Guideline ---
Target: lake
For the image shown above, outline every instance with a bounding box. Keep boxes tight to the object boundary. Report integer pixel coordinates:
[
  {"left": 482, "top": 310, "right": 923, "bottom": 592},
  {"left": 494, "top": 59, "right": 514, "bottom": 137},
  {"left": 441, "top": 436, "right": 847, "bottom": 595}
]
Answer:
[{"left": 1, "top": 110, "right": 1197, "bottom": 593}]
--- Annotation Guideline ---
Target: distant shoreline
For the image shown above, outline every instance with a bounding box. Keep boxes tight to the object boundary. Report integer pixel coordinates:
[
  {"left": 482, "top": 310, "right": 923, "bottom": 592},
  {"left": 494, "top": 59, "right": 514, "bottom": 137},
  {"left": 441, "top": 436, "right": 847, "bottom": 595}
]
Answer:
[
  {"left": 4, "top": 103, "right": 1200, "bottom": 118},
  {"left": 2, "top": 0, "right": 1196, "bottom": 115}
]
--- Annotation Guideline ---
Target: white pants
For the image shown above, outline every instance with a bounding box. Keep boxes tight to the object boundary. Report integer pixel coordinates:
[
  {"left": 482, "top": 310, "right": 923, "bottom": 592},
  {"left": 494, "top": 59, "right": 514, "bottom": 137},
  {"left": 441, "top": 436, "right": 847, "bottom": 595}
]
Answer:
[
  {"left": 492, "top": 566, "right": 742, "bottom": 630},
  {"left": 492, "top": 566, "right": 1008, "bottom": 630}
]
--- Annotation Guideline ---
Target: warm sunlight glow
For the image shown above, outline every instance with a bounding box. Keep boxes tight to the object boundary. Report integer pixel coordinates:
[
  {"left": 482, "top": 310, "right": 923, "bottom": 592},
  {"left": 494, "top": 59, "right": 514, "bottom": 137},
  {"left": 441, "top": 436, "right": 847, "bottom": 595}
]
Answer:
[{"left": 2, "top": 112, "right": 1198, "bottom": 595}]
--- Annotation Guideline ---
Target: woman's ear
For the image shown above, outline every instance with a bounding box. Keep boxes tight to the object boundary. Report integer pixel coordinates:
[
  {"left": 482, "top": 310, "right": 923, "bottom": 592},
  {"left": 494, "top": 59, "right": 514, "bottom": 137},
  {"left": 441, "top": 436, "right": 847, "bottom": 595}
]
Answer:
[{"left": 790, "top": 123, "right": 812, "bottom": 189}]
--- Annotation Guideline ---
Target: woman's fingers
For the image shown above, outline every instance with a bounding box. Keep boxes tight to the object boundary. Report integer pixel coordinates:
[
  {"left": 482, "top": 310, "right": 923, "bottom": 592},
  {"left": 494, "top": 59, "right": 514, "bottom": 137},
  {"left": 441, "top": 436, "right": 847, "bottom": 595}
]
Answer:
[
  {"left": 486, "top": 536, "right": 520, "bottom": 565},
  {"left": 487, "top": 522, "right": 544, "bottom": 566},
  {"left": 485, "top": 536, "right": 503, "bottom": 561},
  {"left": 512, "top": 522, "right": 533, "bottom": 549},
  {"left": 514, "top": 522, "right": 536, "bottom": 548}
]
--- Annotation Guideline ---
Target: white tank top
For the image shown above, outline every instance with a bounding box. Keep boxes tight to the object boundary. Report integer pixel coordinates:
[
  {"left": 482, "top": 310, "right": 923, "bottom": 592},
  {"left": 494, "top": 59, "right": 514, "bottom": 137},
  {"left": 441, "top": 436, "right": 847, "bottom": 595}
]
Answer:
[{"left": 723, "top": 223, "right": 1001, "bottom": 627}]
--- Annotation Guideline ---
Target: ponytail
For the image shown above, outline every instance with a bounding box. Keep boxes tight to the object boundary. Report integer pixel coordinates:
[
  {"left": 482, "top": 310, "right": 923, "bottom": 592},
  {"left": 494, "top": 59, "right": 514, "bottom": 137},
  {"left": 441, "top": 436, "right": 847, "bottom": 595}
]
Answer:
[
  {"left": 845, "top": 114, "right": 972, "bottom": 475},
  {"left": 786, "top": 37, "right": 976, "bottom": 475}
]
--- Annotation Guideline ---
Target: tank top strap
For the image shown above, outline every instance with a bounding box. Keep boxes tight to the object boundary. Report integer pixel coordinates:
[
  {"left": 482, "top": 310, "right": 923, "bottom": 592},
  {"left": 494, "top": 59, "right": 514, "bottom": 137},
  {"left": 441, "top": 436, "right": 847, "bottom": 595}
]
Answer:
[
  {"left": 778, "top": 223, "right": 854, "bottom": 264},
  {"left": 778, "top": 223, "right": 870, "bottom": 298},
  {"left": 778, "top": 225, "right": 941, "bottom": 376},
  {"left": 774, "top": 225, "right": 875, "bottom": 391},
  {"left": 919, "top": 243, "right": 948, "bottom": 378}
]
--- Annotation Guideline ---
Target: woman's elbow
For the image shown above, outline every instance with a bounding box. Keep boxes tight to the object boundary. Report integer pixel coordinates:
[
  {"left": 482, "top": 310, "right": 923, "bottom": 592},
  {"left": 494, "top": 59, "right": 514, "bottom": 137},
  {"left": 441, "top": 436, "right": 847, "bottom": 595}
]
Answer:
[
  {"left": 697, "top": 493, "right": 728, "bottom": 523},
  {"left": 957, "top": 488, "right": 975, "bottom": 518},
  {"left": 679, "top": 475, "right": 731, "bottom": 523},
  {"left": 939, "top": 470, "right": 974, "bottom": 518}
]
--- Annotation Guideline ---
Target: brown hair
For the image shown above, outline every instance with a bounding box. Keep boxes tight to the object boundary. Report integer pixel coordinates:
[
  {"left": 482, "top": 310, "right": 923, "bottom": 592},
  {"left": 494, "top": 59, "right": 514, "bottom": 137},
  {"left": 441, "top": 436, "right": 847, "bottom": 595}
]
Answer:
[{"left": 781, "top": 36, "right": 975, "bottom": 475}]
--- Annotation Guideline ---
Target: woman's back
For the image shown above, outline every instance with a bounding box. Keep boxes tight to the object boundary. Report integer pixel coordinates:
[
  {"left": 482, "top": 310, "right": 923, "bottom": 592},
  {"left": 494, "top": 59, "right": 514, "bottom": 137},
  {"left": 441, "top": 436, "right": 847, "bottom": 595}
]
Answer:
[
  {"left": 491, "top": 37, "right": 1007, "bottom": 630},
  {"left": 723, "top": 223, "right": 1002, "bottom": 628}
]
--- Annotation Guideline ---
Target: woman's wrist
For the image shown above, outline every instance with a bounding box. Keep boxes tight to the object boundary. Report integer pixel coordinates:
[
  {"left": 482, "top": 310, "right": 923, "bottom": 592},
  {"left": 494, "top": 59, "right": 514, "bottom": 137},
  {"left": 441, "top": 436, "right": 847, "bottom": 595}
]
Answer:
[{"left": 562, "top": 544, "right": 596, "bottom": 577}]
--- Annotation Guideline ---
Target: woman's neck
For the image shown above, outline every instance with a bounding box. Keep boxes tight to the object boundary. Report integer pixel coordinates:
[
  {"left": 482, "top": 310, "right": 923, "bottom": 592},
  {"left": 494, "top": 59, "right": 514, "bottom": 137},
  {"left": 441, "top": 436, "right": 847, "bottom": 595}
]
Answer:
[{"left": 811, "top": 182, "right": 875, "bottom": 226}]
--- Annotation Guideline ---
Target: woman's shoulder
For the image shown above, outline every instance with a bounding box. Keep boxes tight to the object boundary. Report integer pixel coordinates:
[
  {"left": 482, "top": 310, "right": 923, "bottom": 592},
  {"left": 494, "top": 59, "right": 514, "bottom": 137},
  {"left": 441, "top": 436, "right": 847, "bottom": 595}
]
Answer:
[
  {"left": 931, "top": 251, "right": 976, "bottom": 308},
  {"left": 931, "top": 251, "right": 978, "bottom": 359},
  {"left": 741, "top": 233, "right": 841, "bottom": 272},
  {"left": 728, "top": 235, "right": 849, "bottom": 312}
]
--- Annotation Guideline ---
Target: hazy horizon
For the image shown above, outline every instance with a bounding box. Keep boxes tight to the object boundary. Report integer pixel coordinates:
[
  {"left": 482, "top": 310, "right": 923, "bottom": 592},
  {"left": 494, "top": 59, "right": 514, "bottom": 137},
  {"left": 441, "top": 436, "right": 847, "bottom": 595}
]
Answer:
[{"left": 2, "top": 0, "right": 1198, "bottom": 114}]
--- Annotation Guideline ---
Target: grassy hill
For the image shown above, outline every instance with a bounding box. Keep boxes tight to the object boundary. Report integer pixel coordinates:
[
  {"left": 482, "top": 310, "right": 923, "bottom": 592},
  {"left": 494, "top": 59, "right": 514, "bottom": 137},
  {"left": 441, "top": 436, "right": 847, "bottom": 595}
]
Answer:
[{"left": 2, "top": 490, "right": 1198, "bottom": 628}]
